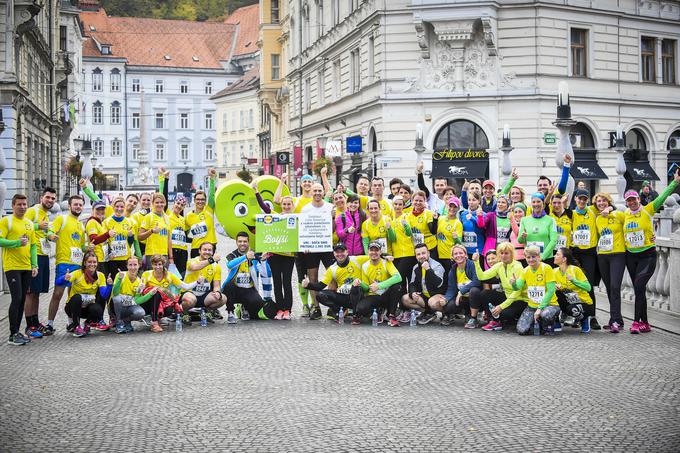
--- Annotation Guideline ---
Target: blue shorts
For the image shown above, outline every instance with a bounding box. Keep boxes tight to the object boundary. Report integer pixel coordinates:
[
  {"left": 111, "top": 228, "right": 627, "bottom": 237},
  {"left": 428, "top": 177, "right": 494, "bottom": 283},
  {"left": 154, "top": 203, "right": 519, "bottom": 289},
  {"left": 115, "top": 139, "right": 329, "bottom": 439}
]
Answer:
[
  {"left": 29, "top": 255, "right": 51, "bottom": 294},
  {"left": 55, "top": 263, "right": 81, "bottom": 287}
]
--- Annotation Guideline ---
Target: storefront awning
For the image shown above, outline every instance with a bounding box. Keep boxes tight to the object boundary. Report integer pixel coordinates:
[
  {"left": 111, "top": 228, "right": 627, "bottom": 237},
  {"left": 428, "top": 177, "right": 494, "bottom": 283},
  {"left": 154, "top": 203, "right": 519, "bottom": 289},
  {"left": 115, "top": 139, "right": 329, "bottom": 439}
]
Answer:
[
  {"left": 625, "top": 162, "right": 660, "bottom": 181},
  {"left": 569, "top": 161, "right": 607, "bottom": 180},
  {"left": 432, "top": 160, "right": 489, "bottom": 179}
]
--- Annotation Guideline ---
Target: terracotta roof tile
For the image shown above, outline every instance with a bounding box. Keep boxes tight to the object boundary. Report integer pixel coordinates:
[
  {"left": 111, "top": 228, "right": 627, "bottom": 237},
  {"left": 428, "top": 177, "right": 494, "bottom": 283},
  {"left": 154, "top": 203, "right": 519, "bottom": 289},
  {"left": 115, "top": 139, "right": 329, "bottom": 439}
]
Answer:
[
  {"left": 224, "top": 4, "right": 259, "bottom": 57},
  {"left": 80, "top": 8, "right": 237, "bottom": 69},
  {"left": 211, "top": 64, "right": 259, "bottom": 99}
]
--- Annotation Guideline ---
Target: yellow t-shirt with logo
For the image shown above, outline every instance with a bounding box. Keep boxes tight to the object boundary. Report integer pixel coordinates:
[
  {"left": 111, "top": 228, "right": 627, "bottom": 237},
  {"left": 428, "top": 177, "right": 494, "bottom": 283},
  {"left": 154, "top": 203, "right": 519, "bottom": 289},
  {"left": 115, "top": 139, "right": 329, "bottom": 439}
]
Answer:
[
  {"left": 456, "top": 266, "right": 470, "bottom": 289},
  {"left": 141, "top": 212, "right": 170, "bottom": 256},
  {"left": 0, "top": 215, "right": 36, "bottom": 271},
  {"left": 86, "top": 218, "right": 109, "bottom": 263},
  {"left": 436, "top": 215, "right": 463, "bottom": 260},
  {"left": 117, "top": 272, "right": 143, "bottom": 297},
  {"left": 360, "top": 259, "right": 400, "bottom": 295},
  {"left": 391, "top": 214, "right": 415, "bottom": 259},
  {"left": 550, "top": 212, "right": 572, "bottom": 249},
  {"left": 321, "top": 256, "right": 369, "bottom": 290},
  {"left": 133, "top": 210, "right": 149, "bottom": 244},
  {"left": 184, "top": 257, "right": 221, "bottom": 296},
  {"left": 52, "top": 214, "right": 86, "bottom": 265},
  {"left": 293, "top": 196, "right": 313, "bottom": 214},
  {"left": 103, "top": 216, "right": 135, "bottom": 261},
  {"left": 595, "top": 211, "right": 625, "bottom": 254},
  {"left": 623, "top": 204, "right": 657, "bottom": 253},
  {"left": 141, "top": 270, "right": 182, "bottom": 290},
  {"left": 571, "top": 206, "right": 598, "bottom": 249},
  {"left": 405, "top": 209, "right": 436, "bottom": 250},
  {"left": 520, "top": 262, "right": 558, "bottom": 308},
  {"left": 553, "top": 265, "right": 593, "bottom": 305},
  {"left": 359, "top": 196, "right": 393, "bottom": 218},
  {"left": 25, "top": 204, "right": 51, "bottom": 256},
  {"left": 68, "top": 269, "right": 106, "bottom": 296},
  {"left": 167, "top": 211, "right": 188, "bottom": 251},
  {"left": 186, "top": 206, "right": 216, "bottom": 250},
  {"left": 361, "top": 216, "right": 392, "bottom": 255}
]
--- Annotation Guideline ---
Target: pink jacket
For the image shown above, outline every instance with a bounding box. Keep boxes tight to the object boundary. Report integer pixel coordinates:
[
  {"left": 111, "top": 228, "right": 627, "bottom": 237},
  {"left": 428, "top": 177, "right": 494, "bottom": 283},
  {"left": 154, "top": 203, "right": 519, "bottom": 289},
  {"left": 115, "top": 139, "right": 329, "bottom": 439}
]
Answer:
[{"left": 335, "top": 211, "right": 364, "bottom": 255}]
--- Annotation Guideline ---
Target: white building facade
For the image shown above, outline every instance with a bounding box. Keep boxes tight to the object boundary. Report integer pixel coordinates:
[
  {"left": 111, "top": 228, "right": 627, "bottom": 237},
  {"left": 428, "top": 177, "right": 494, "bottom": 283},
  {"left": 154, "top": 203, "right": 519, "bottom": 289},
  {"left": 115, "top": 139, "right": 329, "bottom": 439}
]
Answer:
[{"left": 285, "top": 0, "right": 680, "bottom": 194}]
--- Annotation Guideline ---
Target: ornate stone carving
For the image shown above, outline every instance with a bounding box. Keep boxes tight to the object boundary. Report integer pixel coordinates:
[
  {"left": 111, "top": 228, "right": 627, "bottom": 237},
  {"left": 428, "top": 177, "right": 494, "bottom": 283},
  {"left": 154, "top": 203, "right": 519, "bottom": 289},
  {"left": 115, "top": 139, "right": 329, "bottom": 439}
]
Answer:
[
  {"left": 431, "top": 20, "right": 475, "bottom": 42},
  {"left": 480, "top": 16, "right": 497, "bottom": 56},
  {"left": 464, "top": 30, "right": 496, "bottom": 89},
  {"left": 414, "top": 21, "right": 429, "bottom": 59}
]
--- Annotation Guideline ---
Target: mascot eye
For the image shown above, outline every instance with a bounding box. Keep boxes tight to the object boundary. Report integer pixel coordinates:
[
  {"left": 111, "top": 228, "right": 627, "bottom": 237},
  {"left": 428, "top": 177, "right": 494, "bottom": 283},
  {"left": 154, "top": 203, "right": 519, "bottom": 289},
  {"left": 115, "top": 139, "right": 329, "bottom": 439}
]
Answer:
[
  {"left": 234, "top": 202, "right": 248, "bottom": 217},
  {"left": 263, "top": 200, "right": 274, "bottom": 211}
]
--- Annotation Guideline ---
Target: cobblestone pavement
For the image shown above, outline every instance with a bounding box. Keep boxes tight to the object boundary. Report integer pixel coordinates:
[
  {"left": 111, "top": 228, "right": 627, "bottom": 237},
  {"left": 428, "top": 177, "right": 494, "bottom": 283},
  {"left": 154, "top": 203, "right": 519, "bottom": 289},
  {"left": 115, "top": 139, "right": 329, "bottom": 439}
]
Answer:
[{"left": 1, "top": 238, "right": 679, "bottom": 452}]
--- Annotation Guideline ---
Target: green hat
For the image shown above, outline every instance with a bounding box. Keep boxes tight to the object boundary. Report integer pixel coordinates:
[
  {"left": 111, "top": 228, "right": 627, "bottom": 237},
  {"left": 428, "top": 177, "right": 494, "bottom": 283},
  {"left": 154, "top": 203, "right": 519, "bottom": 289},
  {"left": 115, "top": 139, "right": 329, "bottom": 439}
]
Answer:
[{"left": 641, "top": 180, "right": 650, "bottom": 187}]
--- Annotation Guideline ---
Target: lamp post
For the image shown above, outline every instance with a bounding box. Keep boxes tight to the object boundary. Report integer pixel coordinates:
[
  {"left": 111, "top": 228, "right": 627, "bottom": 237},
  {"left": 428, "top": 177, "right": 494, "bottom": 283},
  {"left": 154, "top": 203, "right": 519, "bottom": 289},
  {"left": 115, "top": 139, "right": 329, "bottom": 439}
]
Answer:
[
  {"left": 552, "top": 81, "right": 576, "bottom": 204},
  {"left": 614, "top": 124, "right": 627, "bottom": 208},
  {"left": 241, "top": 153, "right": 247, "bottom": 171},
  {"left": 80, "top": 138, "right": 94, "bottom": 212},
  {"left": 0, "top": 109, "right": 7, "bottom": 214},
  {"left": 500, "top": 124, "right": 513, "bottom": 187},
  {"left": 414, "top": 122, "right": 425, "bottom": 165}
]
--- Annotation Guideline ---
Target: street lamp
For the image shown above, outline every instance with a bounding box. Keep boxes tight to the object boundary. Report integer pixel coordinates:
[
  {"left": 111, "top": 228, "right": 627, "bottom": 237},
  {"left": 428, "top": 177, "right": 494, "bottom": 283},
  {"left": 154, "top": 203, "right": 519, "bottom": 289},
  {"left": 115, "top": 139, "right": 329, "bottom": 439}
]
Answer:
[
  {"left": 241, "top": 153, "right": 247, "bottom": 170},
  {"left": 552, "top": 81, "right": 576, "bottom": 204},
  {"left": 73, "top": 136, "right": 84, "bottom": 162},
  {"left": 500, "top": 124, "right": 513, "bottom": 187}
]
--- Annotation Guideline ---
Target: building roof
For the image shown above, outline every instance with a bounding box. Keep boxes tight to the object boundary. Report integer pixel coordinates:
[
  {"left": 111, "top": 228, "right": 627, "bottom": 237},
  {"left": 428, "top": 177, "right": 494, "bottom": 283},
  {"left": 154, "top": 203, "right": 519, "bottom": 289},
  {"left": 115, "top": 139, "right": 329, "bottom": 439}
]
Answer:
[
  {"left": 211, "top": 65, "right": 260, "bottom": 99},
  {"left": 80, "top": 8, "right": 237, "bottom": 69},
  {"left": 224, "top": 4, "right": 259, "bottom": 57}
]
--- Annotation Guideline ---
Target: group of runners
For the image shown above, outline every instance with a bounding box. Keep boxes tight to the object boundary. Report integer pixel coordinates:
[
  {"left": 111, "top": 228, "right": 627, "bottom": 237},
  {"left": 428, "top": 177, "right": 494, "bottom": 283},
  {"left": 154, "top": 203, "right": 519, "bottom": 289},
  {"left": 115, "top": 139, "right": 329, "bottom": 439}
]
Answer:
[{"left": 1, "top": 159, "right": 678, "bottom": 345}]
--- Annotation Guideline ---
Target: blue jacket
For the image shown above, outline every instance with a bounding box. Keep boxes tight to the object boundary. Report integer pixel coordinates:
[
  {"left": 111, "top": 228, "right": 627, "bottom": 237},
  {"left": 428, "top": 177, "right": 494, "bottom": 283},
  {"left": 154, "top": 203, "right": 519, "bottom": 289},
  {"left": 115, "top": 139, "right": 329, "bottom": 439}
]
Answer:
[{"left": 443, "top": 259, "right": 481, "bottom": 302}]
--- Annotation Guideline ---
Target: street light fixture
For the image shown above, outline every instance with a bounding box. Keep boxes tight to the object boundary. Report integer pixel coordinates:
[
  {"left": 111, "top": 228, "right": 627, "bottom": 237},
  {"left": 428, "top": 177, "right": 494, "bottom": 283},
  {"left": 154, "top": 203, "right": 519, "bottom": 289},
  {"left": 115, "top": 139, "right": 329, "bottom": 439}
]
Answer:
[{"left": 241, "top": 153, "right": 247, "bottom": 170}]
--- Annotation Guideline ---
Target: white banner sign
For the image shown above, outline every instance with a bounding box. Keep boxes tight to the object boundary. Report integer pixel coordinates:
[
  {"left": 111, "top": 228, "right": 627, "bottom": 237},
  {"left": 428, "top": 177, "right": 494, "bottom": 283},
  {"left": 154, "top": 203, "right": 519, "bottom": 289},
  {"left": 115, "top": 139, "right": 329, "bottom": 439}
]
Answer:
[
  {"left": 325, "top": 140, "right": 342, "bottom": 158},
  {"left": 298, "top": 211, "right": 333, "bottom": 252}
]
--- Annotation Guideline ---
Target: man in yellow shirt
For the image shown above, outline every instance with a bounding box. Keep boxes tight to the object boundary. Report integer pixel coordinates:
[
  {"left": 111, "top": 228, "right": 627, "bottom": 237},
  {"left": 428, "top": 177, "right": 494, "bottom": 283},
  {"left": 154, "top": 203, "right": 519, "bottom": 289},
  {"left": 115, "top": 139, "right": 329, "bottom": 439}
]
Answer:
[
  {"left": 24, "top": 187, "right": 57, "bottom": 337},
  {"left": 181, "top": 242, "right": 226, "bottom": 319},
  {"left": 46, "top": 195, "right": 87, "bottom": 334},
  {"left": 186, "top": 168, "right": 217, "bottom": 258},
  {"left": 0, "top": 194, "right": 39, "bottom": 345}
]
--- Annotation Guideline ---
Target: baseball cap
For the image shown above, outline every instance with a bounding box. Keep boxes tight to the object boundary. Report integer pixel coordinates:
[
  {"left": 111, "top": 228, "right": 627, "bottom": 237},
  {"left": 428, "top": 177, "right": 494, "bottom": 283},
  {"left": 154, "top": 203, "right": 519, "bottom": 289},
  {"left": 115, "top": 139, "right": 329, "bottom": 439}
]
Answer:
[
  {"left": 448, "top": 196, "right": 461, "bottom": 207},
  {"left": 300, "top": 174, "right": 314, "bottom": 182},
  {"left": 174, "top": 194, "right": 187, "bottom": 205},
  {"left": 574, "top": 189, "right": 590, "bottom": 199},
  {"left": 368, "top": 241, "right": 382, "bottom": 250},
  {"left": 624, "top": 190, "right": 640, "bottom": 200},
  {"left": 333, "top": 242, "right": 347, "bottom": 251},
  {"left": 92, "top": 201, "right": 106, "bottom": 209},
  {"left": 482, "top": 180, "right": 495, "bottom": 189}
]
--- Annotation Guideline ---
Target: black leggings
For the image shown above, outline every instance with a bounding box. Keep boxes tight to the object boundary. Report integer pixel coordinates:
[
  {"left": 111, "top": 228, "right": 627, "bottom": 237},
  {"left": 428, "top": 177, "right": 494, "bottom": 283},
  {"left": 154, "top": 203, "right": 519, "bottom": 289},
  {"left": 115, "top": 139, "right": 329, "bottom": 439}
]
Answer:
[
  {"left": 598, "top": 253, "right": 626, "bottom": 326},
  {"left": 356, "top": 284, "right": 400, "bottom": 317},
  {"left": 173, "top": 248, "right": 188, "bottom": 278},
  {"left": 223, "top": 284, "right": 278, "bottom": 319},
  {"left": 269, "top": 254, "right": 295, "bottom": 311},
  {"left": 571, "top": 247, "right": 600, "bottom": 309},
  {"left": 556, "top": 290, "right": 595, "bottom": 321},
  {"left": 393, "top": 256, "right": 416, "bottom": 296},
  {"left": 446, "top": 287, "right": 482, "bottom": 316},
  {"left": 140, "top": 293, "right": 169, "bottom": 322},
  {"left": 65, "top": 294, "right": 105, "bottom": 326},
  {"left": 5, "top": 270, "right": 31, "bottom": 335},
  {"left": 471, "top": 289, "right": 528, "bottom": 324},
  {"left": 316, "top": 287, "right": 362, "bottom": 313},
  {"left": 625, "top": 249, "right": 657, "bottom": 323}
]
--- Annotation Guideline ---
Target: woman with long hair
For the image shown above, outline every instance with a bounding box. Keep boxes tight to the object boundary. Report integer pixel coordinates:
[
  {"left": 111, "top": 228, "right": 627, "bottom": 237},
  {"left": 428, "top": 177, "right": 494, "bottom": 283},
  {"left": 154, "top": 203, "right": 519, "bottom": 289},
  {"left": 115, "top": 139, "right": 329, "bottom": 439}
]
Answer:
[{"left": 553, "top": 247, "right": 594, "bottom": 334}]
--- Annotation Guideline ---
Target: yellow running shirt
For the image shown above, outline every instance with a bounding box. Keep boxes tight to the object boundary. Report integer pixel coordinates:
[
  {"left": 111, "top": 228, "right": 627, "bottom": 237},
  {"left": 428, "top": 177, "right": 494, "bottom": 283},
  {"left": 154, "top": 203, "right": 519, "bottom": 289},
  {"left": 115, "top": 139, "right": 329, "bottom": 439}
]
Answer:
[
  {"left": 67, "top": 269, "right": 106, "bottom": 296},
  {"left": 623, "top": 204, "right": 657, "bottom": 253},
  {"left": 86, "top": 218, "right": 109, "bottom": 263},
  {"left": 141, "top": 212, "right": 170, "bottom": 256},
  {"left": 436, "top": 215, "right": 463, "bottom": 260},
  {"left": 571, "top": 206, "right": 598, "bottom": 249},
  {"left": 391, "top": 214, "right": 415, "bottom": 259},
  {"left": 595, "top": 211, "right": 625, "bottom": 254},
  {"left": 103, "top": 216, "right": 135, "bottom": 261},
  {"left": 553, "top": 265, "right": 593, "bottom": 305},
  {"left": 360, "top": 259, "right": 400, "bottom": 295},
  {"left": 0, "top": 215, "right": 36, "bottom": 271},
  {"left": 186, "top": 207, "right": 216, "bottom": 250},
  {"left": 141, "top": 270, "right": 182, "bottom": 290},
  {"left": 52, "top": 213, "right": 86, "bottom": 265},
  {"left": 405, "top": 209, "right": 436, "bottom": 250},
  {"left": 520, "top": 262, "right": 558, "bottom": 308},
  {"left": 184, "top": 258, "right": 221, "bottom": 296},
  {"left": 25, "top": 204, "right": 51, "bottom": 256},
  {"left": 361, "top": 215, "right": 392, "bottom": 255},
  {"left": 321, "top": 256, "right": 369, "bottom": 291}
]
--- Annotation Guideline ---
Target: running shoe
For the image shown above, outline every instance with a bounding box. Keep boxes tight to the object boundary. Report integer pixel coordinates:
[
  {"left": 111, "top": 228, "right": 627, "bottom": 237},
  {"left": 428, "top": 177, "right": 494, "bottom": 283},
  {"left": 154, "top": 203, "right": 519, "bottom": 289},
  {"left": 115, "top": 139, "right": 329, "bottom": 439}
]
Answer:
[
  {"left": 590, "top": 317, "right": 602, "bottom": 330},
  {"left": 351, "top": 316, "right": 361, "bottom": 325},
  {"left": 388, "top": 316, "right": 399, "bottom": 327},
  {"left": 281, "top": 310, "right": 291, "bottom": 320},
  {"left": 115, "top": 323, "right": 127, "bottom": 334},
  {"left": 301, "top": 304, "right": 310, "bottom": 318},
  {"left": 240, "top": 306, "right": 250, "bottom": 321},
  {"left": 274, "top": 310, "right": 284, "bottom": 320},
  {"left": 181, "top": 314, "right": 193, "bottom": 326},
  {"left": 609, "top": 322, "right": 621, "bottom": 334},
  {"left": 39, "top": 324, "right": 54, "bottom": 336},
  {"left": 553, "top": 321, "right": 562, "bottom": 332},
  {"left": 66, "top": 322, "right": 76, "bottom": 333},
  {"left": 25, "top": 326, "right": 43, "bottom": 338},
  {"left": 150, "top": 323, "right": 163, "bottom": 333},
  {"left": 417, "top": 312, "right": 437, "bottom": 325},
  {"left": 325, "top": 309, "right": 337, "bottom": 320},
  {"left": 160, "top": 317, "right": 172, "bottom": 326},
  {"left": 95, "top": 321, "right": 110, "bottom": 331},
  {"left": 481, "top": 320, "right": 502, "bottom": 331},
  {"left": 309, "top": 307, "right": 322, "bottom": 320},
  {"left": 377, "top": 310, "right": 385, "bottom": 324},
  {"left": 124, "top": 322, "right": 134, "bottom": 333},
  {"left": 464, "top": 318, "right": 478, "bottom": 329},
  {"left": 83, "top": 324, "right": 91, "bottom": 335},
  {"left": 440, "top": 315, "right": 453, "bottom": 326},
  {"left": 544, "top": 324, "right": 555, "bottom": 336},
  {"left": 226, "top": 312, "right": 238, "bottom": 324},
  {"left": 7, "top": 333, "right": 28, "bottom": 346},
  {"left": 563, "top": 315, "right": 575, "bottom": 327},
  {"left": 639, "top": 322, "right": 652, "bottom": 333},
  {"left": 629, "top": 321, "right": 640, "bottom": 335},
  {"left": 73, "top": 326, "right": 86, "bottom": 337},
  {"left": 581, "top": 316, "right": 591, "bottom": 334},
  {"left": 210, "top": 309, "right": 223, "bottom": 320}
]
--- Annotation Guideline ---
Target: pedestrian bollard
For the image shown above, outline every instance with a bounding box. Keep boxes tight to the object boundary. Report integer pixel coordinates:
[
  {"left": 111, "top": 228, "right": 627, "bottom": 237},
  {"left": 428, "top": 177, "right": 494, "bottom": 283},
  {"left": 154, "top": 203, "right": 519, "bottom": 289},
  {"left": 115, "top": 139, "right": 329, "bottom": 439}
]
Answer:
[
  {"left": 338, "top": 306, "right": 344, "bottom": 325},
  {"left": 175, "top": 313, "right": 183, "bottom": 332},
  {"left": 371, "top": 309, "right": 378, "bottom": 327},
  {"left": 410, "top": 309, "right": 417, "bottom": 327},
  {"left": 200, "top": 309, "right": 208, "bottom": 327}
]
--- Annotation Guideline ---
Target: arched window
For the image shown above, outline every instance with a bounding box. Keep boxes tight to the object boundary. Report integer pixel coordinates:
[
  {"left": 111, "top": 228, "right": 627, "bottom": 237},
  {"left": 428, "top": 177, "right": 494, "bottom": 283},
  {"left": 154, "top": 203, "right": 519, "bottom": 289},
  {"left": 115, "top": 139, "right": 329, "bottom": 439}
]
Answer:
[
  {"left": 568, "top": 123, "right": 606, "bottom": 184},
  {"left": 668, "top": 129, "right": 680, "bottom": 190},
  {"left": 624, "top": 128, "right": 659, "bottom": 190},
  {"left": 434, "top": 119, "right": 489, "bottom": 151},
  {"left": 432, "top": 120, "right": 489, "bottom": 182},
  {"left": 569, "top": 122, "right": 595, "bottom": 150}
]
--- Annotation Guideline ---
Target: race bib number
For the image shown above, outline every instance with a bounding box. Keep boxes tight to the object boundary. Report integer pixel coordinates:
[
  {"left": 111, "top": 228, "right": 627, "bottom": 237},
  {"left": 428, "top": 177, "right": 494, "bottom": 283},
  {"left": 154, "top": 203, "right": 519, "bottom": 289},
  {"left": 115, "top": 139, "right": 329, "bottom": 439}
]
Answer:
[
  {"left": 102, "top": 243, "right": 109, "bottom": 259},
  {"left": 563, "top": 290, "right": 580, "bottom": 305},
  {"left": 572, "top": 229, "right": 591, "bottom": 247},
  {"left": 462, "top": 232, "right": 477, "bottom": 248},
  {"left": 109, "top": 240, "right": 128, "bottom": 258},
  {"left": 120, "top": 295, "right": 135, "bottom": 306},
  {"left": 556, "top": 235, "right": 567, "bottom": 249},
  {"left": 337, "top": 283, "right": 352, "bottom": 295},
  {"left": 70, "top": 247, "right": 84, "bottom": 264},
  {"left": 527, "top": 241, "right": 544, "bottom": 253},
  {"left": 194, "top": 282, "right": 211, "bottom": 295},
  {"left": 626, "top": 230, "right": 645, "bottom": 248},
  {"left": 496, "top": 227, "right": 510, "bottom": 243},
  {"left": 40, "top": 237, "right": 51, "bottom": 254},
  {"left": 191, "top": 222, "right": 208, "bottom": 239},
  {"left": 235, "top": 272, "right": 251, "bottom": 288},
  {"left": 412, "top": 232, "right": 424, "bottom": 245},
  {"left": 597, "top": 234, "right": 614, "bottom": 252},
  {"left": 527, "top": 285, "right": 545, "bottom": 304},
  {"left": 171, "top": 228, "right": 187, "bottom": 247},
  {"left": 81, "top": 294, "right": 96, "bottom": 307}
]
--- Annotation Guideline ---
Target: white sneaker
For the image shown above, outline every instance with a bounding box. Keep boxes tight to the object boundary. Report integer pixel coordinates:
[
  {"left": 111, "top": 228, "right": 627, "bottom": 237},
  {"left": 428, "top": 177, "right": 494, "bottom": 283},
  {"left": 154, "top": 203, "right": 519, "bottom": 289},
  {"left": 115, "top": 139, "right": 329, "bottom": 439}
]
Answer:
[
  {"left": 159, "top": 317, "right": 172, "bottom": 326},
  {"left": 227, "top": 312, "right": 238, "bottom": 324}
]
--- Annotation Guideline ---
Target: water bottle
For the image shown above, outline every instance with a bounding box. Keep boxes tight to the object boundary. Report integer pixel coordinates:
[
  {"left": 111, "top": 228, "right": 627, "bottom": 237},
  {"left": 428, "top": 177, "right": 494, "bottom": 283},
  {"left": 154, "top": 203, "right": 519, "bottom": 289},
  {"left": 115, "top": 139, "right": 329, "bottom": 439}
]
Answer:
[
  {"left": 338, "top": 306, "right": 344, "bottom": 324},
  {"left": 175, "top": 313, "right": 183, "bottom": 332},
  {"left": 409, "top": 309, "right": 417, "bottom": 327},
  {"left": 533, "top": 319, "right": 541, "bottom": 336},
  {"left": 200, "top": 309, "right": 208, "bottom": 327},
  {"left": 371, "top": 309, "right": 378, "bottom": 327},
  {"left": 489, "top": 303, "right": 499, "bottom": 319}
]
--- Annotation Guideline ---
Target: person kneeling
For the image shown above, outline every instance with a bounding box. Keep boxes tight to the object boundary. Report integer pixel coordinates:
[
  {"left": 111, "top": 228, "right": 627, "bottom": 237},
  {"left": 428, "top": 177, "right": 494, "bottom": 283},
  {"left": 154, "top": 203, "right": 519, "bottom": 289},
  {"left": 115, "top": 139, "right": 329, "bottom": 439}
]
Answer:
[
  {"left": 181, "top": 242, "right": 227, "bottom": 324},
  {"left": 401, "top": 243, "right": 446, "bottom": 325},
  {"left": 352, "top": 242, "right": 402, "bottom": 327},
  {"left": 111, "top": 256, "right": 149, "bottom": 334},
  {"left": 553, "top": 247, "right": 594, "bottom": 334}
]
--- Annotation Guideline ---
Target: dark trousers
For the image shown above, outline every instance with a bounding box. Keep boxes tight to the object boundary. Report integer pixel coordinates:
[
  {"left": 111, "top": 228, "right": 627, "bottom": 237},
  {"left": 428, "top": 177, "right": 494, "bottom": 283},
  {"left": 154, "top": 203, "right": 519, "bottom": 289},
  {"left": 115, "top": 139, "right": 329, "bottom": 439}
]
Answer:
[
  {"left": 65, "top": 294, "right": 105, "bottom": 327},
  {"left": 356, "top": 284, "right": 400, "bottom": 317},
  {"left": 269, "top": 253, "right": 295, "bottom": 311},
  {"left": 598, "top": 253, "right": 626, "bottom": 326},
  {"left": 625, "top": 249, "right": 657, "bottom": 323},
  {"left": 394, "top": 256, "right": 416, "bottom": 296},
  {"left": 6, "top": 270, "right": 31, "bottom": 335},
  {"left": 173, "top": 248, "right": 188, "bottom": 278},
  {"left": 556, "top": 290, "right": 595, "bottom": 321},
  {"left": 316, "top": 287, "right": 362, "bottom": 313},
  {"left": 471, "top": 289, "right": 528, "bottom": 324},
  {"left": 223, "top": 284, "right": 278, "bottom": 319},
  {"left": 571, "top": 247, "right": 600, "bottom": 309}
]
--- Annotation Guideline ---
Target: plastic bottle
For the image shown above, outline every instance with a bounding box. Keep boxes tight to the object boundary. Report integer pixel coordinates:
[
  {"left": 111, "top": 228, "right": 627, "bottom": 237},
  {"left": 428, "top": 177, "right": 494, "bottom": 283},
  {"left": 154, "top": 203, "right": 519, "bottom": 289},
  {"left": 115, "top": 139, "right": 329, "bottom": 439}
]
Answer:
[
  {"left": 533, "top": 319, "right": 541, "bottom": 336},
  {"left": 338, "top": 306, "right": 344, "bottom": 324},
  {"left": 175, "top": 313, "right": 183, "bottom": 332},
  {"left": 371, "top": 309, "right": 378, "bottom": 327},
  {"left": 200, "top": 309, "right": 208, "bottom": 327},
  {"left": 489, "top": 303, "right": 499, "bottom": 319},
  {"left": 410, "top": 309, "right": 417, "bottom": 327}
]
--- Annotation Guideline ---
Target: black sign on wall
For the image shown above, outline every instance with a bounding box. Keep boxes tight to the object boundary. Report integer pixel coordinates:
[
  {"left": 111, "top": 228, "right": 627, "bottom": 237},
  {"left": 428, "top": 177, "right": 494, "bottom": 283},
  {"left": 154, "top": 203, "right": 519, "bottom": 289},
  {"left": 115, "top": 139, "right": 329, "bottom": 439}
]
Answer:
[
  {"left": 276, "top": 152, "right": 290, "bottom": 165},
  {"left": 431, "top": 149, "right": 490, "bottom": 179}
]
